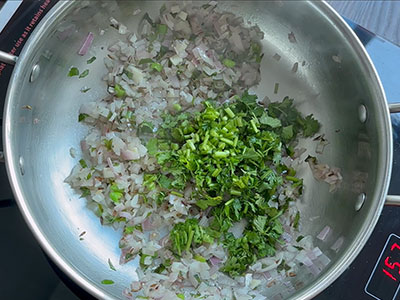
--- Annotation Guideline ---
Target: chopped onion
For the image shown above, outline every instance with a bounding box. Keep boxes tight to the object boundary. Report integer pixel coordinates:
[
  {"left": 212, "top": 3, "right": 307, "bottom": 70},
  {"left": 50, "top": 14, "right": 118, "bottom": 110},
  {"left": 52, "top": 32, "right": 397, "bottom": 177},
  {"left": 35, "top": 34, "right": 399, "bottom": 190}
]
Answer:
[
  {"left": 228, "top": 219, "right": 247, "bottom": 238},
  {"left": 332, "top": 55, "right": 342, "bottom": 63},
  {"left": 331, "top": 236, "right": 344, "bottom": 252},
  {"left": 317, "top": 225, "right": 331, "bottom": 241},
  {"left": 78, "top": 32, "right": 94, "bottom": 56},
  {"left": 273, "top": 53, "right": 281, "bottom": 61},
  {"left": 209, "top": 256, "right": 222, "bottom": 266}
]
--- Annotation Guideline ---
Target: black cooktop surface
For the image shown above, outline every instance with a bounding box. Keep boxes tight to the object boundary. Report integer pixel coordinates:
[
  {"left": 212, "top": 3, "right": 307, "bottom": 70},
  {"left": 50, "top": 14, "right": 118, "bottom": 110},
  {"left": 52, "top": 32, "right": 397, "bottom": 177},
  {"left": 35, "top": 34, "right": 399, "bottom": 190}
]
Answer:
[{"left": 1, "top": 2, "right": 400, "bottom": 300}]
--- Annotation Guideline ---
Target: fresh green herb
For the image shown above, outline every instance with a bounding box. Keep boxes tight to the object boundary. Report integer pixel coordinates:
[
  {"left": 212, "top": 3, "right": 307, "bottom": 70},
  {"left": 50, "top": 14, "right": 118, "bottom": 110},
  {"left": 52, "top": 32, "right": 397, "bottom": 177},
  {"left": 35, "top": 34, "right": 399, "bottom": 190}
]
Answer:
[
  {"left": 194, "top": 254, "right": 207, "bottom": 263},
  {"left": 78, "top": 113, "right": 89, "bottom": 122},
  {"left": 80, "top": 87, "right": 91, "bottom": 93},
  {"left": 79, "top": 69, "right": 89, "bottom": 78},
  {"left": 173, "top": 103, "right": 182, "bottom": 111},
  {"left": 101, "top": 279, "right": 114, "bottom": 285},
  {"left": 259, "top": 113, "right": 281, "bottom": 128},
  {"left": 138, "top": 121, "right": 154, "bottom": 135},
  {"left": 124, "top": 226, "right": 135, "bottom": 234},
  {"left": 142, "top": 13, "right": 154, "bottom": 26},
  {"left": 177, "top": 294, "right": 185, "bottom": 299},
  {"left": 150, "top": 62, "right": 163, "bottom": 72},
  {"left": 87, "top": 56, "right": 96, "bottom": 64},
  {"left": 146, "top": 138, "right": 158, "bottom": 156},
  {"left": 68, "top": 67, "right": 79, "bottom": 77},
  {"left": 301, "top": 115, "right": 321, "bottom": 137},
  {"left": 138, "top": 58, "right": 154, "bottom": 65},
  {"left": 142, "top": 91, "right": 319, "bottom": 276},
  {"left": 158, "top": 175, "right": 172, "bottom": 189},
  {"left": 293, "top": 211, "right": 300, "bottom": 229},
  {"left": 157, "top": 24, "right": 168, "bottom": 35},
  {"left": 79, "top": 159, "right": 87, "bottom": 168},
  {"left": 222, "top": 58, "right": 236, "bottom": 68},
  {"left": 277, "top": 259, "right": 291, "bottom": 272},
  {"left": 114, "top": 84, "right": 126, "bottom": 98},
  {"left": 108, "top": 258, "right": 116, "bottom": 271},
  {"left": 157, "top": 45, "right": 169, "bottom": 59},
  {"left": 170, "top": 219, "right": 216, "bottom": 256},
  {"left": 80, "top": 187, "right": 90, "bottom": 198},
  {"left": 104, "top": 139, "right": 113, "bottom": 151},
  {"left": 274, "top": 82, "right": 279, "bottom": 94},
  {"left": 140, "top": 253, "right": 151, "bottom": 269},
  {"left": 109, "top": 183, "right": 123, "bottom": 203}
]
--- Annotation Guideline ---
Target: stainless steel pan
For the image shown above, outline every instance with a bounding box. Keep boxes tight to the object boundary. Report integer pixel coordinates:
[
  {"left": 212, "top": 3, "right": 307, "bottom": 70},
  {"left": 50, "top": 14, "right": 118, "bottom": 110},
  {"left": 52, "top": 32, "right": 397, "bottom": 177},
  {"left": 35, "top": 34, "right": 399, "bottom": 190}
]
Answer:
[{"left": 1, "top": 1, "right": 400, "bottom": 299}]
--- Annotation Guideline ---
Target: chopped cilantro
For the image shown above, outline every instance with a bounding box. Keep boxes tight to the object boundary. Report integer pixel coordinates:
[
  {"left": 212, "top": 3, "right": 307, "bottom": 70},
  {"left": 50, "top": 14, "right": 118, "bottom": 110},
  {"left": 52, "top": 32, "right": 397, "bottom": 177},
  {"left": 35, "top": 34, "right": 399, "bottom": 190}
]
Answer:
[
  {"left": 150, "top": 62, "right": 163, "bottom": 72},
  {"left": 222, "top": 58, "right": 236, "bottom": 68},
  {"left": 138, "top": 58, "right": 154, "bottom": 64},
  {"left": 79, "top": 159, "right": 87, "bottom": 168},
  {"left": 146, "top": 138, "right": 158, "bottom": 156},
  {"left": 87, "top": 56, "right": 96, "bottom": 64},
  {"left": 104, "top": 139, "right": 113, "bottom": 151},
  {"left": 80, "top": 187, "right": 90, "bottom": 198},
  {"left": 78, "top": 113, "right": 89, "bottom": 122},
  {"left": 114, "top": 84, "right": 126, "bottom": 98},
  {"left": 108, "top": 258, "right": 116, "bottom": 271},
  {"left": 157, "top": 24, "right": 168, "bottom": 35},
  {"left": 293, "top": 211, "right": 300, "bottom": 229},
  {"left": 68, "top": 67, "right": 79, "bottom": 77},
  {"left": 79, "top": 69, "right": 89, "bottom": 78},
  {"left": 140, "top": 91, "right": 317, "bottom": 276}
]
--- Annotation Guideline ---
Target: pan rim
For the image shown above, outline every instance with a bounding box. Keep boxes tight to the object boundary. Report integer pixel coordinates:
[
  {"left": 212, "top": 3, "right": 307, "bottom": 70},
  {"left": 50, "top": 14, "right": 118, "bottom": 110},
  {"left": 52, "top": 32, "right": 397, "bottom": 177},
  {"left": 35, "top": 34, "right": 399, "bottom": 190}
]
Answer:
[{"left": 2, "top": 1, "right": 392, "bottom": 300}]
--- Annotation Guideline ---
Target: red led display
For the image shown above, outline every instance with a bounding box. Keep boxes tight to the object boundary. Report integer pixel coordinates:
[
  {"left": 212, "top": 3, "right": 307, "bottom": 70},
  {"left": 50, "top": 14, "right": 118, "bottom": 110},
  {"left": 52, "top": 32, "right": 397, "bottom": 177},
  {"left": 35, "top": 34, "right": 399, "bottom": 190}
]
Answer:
[
  {"left": 382, "top": 243, "right": 400, "bottom": 282},
  {"left": 365, "top": 234, "right": 400, "bottom": 300}
]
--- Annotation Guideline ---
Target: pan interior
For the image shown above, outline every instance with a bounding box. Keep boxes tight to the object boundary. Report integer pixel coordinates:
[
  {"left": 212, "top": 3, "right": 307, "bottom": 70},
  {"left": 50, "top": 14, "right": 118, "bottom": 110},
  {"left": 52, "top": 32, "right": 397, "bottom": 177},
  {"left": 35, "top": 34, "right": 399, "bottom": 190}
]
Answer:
[{"left": 4, "top": 1, "right": 391, "bottom": 299}]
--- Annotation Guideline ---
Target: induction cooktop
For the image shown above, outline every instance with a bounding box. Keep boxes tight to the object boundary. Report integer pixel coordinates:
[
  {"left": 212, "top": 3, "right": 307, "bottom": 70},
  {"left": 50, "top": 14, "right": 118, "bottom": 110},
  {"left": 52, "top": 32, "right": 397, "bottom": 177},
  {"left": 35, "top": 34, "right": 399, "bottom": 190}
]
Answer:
[{"left": 1, "top": 1, "right": 400, "bottom": 300}]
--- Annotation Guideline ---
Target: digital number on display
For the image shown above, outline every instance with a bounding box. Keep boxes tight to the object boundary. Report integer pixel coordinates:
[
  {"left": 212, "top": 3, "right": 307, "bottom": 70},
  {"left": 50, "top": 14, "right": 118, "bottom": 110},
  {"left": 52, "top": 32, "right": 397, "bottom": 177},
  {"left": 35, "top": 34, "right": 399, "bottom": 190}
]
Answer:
[{"left": 365, "top": 234, "right": 400, "bottom": 300}]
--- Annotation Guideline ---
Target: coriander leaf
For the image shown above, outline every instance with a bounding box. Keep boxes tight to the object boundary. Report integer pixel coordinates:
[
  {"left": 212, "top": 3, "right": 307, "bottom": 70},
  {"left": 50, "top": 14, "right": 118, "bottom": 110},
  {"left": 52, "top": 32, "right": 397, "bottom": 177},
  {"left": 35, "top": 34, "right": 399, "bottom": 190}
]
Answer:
[
  {"left": 79, "top": 113, "right": 89, "bottom": 122},
  {"left": 138, "top": 58, "right": 154, "bottom": 64},
  {"left": 158, "top": 174, "right": 172, "bottom": 189},
  {"left": 124, "top": 226, "right": 135, "bottom": 234},
  {"left": 108, "top": 258, "right": 116, "bottom": 271},
  {"left": 282, "top": 125, "right": 293, "bottom": 141},
  {"left": 157, "top": 24, "right": 168, "bottom": 35},
  {"left": 80, "top": 87, "right": 91, "bottom": 93},
  {"left": 194, "top": 254, "right": 207, "bottom": 263},
  {"left": 101, "top": 279, "right": 114, "bottom": 285},
  {"left": 80, "top": 187, "right": 90, "bottom": 198},
  {"left": 142, "top": 12, "right": 154, "bottom": 25},
  {"left": 138, "top": 121, "right": 154, "bottom": 135},
  {"left": 150, "top": 62, "right": 163, "bottom": 72},
  {"left": 259, "top": 113, "right": 281, "bottom": 128},
  {"left": 156, "top": 151, "right": 172, "bottom": 164},
  {"left": 253, "top": 216, "right": 268, "bottom": 233},
  {"left": 109, "top": 191, "right": 123, "bottom": 203},
  {"left": 87, "top": 56, "right": 96, "bottom": 64},
  {"left": 114, "top": 84, "right": 126, "bottom": 98},
  {"left": 79, "top": 69, "right": 89, "bottom": 78},
  {"left": 104, "top": 139, "right": 113, "bottom": 151},
  {"left": 196, "top": 195, "right": 223, "bottom": 210},
  {"left": 222, "top": 58, "right": 236, "bottom": 68},
  {"left": 146, "top": 138, "right": 158, "bottom": 156},
  {"left": 68, "top": 67, "right": 79, "bottom": 77},
  {"left": 79, "top": 159, "right": 87, "bottom": 168},
  {"left": 302, "top": 114, "right": 320, "bottom": 137},
  {"left": 293, "top": 211, "right": 300, "bottom": 229}
]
